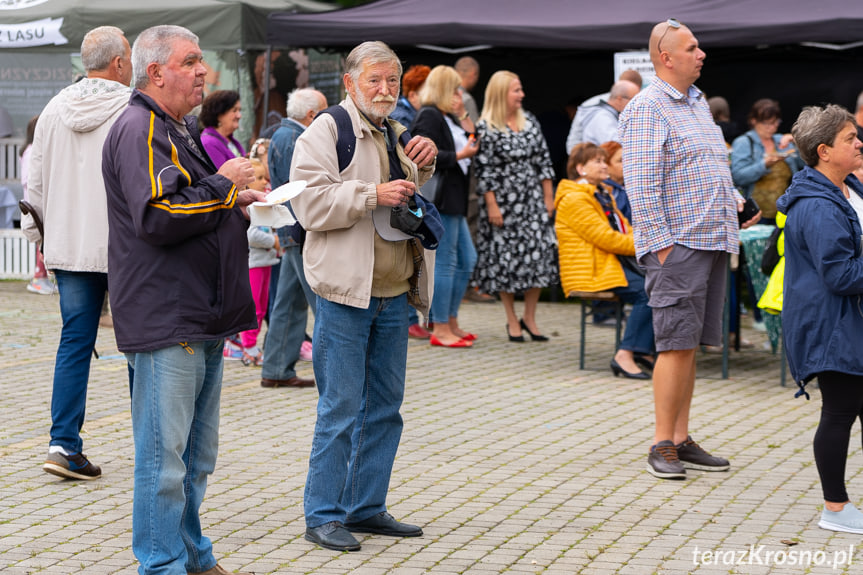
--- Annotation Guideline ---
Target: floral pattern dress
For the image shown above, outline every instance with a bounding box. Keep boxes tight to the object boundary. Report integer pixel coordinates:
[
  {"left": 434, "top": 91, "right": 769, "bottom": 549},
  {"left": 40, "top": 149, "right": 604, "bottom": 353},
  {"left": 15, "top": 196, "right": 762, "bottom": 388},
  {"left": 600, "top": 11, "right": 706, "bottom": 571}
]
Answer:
[{"left": 473, "top": 112, "right": 558, "bottom": 294}]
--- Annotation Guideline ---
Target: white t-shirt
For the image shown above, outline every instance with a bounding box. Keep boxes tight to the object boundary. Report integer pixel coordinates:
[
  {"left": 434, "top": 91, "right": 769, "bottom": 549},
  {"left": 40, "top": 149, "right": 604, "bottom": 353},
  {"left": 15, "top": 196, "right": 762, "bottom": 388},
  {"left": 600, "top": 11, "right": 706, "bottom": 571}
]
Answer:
[{"left": 846, "top": 187, "right": 863, "bottom": 226}]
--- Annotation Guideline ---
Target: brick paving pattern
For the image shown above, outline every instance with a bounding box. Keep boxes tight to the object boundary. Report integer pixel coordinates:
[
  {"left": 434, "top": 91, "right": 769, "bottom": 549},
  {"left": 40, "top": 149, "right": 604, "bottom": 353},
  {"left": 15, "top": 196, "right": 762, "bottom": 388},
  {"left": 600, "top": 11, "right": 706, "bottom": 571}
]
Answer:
[{"left": 1, "top": 280, "right": 860, "bottom": 574}]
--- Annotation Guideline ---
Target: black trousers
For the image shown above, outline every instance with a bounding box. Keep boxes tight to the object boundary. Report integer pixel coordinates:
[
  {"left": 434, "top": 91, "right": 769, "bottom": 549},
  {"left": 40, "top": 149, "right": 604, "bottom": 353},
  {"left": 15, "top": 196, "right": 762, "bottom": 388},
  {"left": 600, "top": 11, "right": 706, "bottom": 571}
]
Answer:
[{"left": 814, "top": 371, "right": 863, "bottom": 502}]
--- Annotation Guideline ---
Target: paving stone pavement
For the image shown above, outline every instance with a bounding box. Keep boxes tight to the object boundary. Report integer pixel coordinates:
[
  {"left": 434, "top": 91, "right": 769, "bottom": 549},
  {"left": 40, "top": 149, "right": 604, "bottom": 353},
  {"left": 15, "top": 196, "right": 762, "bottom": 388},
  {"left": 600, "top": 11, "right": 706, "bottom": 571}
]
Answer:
[{"left": 1, "top": 279, "right": 862, "bottom": 574}]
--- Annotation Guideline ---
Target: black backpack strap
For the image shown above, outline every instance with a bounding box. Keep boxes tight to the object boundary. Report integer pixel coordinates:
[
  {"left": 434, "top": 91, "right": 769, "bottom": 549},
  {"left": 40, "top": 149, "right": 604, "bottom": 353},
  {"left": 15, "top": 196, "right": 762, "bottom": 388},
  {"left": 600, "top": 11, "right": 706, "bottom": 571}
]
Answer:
[
  {"left": 316, "top": 105, "right": 413, "bottom": 172},
  {"left": 316, "top": 105, "right": 356, "bottom": 172}
]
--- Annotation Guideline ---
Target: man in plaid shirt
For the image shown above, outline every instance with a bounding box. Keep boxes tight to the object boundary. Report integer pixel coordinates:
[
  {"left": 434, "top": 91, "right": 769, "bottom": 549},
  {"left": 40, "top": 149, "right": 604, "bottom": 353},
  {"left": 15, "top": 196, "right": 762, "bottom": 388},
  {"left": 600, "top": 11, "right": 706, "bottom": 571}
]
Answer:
[{"left": 619, "top": 20, "right": 761, "bottom": 480}]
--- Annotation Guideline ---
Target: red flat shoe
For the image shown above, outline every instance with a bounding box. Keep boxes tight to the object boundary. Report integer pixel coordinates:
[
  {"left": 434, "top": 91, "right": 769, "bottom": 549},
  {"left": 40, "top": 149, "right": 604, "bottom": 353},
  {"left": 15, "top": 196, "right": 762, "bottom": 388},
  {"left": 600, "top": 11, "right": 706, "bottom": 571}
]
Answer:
[
  {"left": 459, "top": 332, "right": 477, "bottom": 341},
  {"left": 430, "top": 335, "right": 473, "bottom": 348}
]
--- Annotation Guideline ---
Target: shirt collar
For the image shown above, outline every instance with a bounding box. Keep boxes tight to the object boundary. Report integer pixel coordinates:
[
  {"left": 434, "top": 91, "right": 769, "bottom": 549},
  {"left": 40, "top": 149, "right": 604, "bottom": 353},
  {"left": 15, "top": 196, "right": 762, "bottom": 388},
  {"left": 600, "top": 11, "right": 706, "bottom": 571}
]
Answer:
[{"left": 652, "top": 77, "right": 703, "bottom": 104}]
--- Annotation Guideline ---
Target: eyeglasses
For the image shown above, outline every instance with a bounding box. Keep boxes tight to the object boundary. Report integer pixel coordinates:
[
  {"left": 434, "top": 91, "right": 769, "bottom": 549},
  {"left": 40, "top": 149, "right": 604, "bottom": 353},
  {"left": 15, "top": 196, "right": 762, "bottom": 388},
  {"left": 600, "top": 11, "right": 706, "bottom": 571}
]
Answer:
[{"left": 656, "top": 18, "right": 681, "bottom": 55}]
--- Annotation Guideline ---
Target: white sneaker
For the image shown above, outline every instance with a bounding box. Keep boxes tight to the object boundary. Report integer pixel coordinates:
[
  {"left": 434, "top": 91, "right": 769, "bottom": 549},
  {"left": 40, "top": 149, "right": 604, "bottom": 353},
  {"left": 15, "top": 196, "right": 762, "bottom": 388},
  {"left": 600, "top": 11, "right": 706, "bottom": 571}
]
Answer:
[
  {"left": 819, "top": 503, "right": 863, "bottom": 534},
  {"left": 26, "top": 278, "right": 55, "bottom": 295}
]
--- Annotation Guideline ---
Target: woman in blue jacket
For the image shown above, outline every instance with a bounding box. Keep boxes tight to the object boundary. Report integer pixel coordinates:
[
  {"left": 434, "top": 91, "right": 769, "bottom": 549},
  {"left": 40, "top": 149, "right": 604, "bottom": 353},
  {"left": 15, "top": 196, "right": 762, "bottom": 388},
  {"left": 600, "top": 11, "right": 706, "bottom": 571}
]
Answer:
[
  {"left": 731, "top": 99, "right": 803, "bottom": 225},
  {"left": 778, "top": 104, "right": 863, "bottom": 535}
]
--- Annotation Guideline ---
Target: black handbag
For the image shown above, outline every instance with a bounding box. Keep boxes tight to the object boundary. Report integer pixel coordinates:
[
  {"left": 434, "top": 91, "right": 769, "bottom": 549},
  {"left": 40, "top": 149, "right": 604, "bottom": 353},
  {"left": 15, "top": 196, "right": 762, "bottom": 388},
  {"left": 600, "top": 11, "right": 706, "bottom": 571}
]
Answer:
[{"left": 419, "top": 172, "right": 443, "bottom": 204}]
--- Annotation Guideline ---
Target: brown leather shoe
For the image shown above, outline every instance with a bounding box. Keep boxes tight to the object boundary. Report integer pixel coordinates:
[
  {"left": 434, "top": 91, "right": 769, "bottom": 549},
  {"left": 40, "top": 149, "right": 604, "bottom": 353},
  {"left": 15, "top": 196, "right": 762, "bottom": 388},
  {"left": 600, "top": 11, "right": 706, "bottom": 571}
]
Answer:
[{"left": 261, "top": 376, "right": 315, "bottom": 388}]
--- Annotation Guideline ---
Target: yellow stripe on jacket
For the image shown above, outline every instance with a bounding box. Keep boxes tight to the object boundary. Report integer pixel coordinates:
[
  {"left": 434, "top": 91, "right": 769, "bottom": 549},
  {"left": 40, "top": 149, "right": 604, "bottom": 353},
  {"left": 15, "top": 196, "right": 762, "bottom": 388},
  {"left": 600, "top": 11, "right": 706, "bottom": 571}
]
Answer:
[{"left": 145, "top": 111, "right": 238, "bottom": 214}]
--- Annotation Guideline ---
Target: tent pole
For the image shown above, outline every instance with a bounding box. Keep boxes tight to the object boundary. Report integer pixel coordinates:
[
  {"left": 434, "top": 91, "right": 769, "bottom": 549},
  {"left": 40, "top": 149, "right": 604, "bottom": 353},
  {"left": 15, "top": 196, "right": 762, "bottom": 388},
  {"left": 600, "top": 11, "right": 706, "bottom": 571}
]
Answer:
[{"left": 261, "top": 44, "right": 272, "bottom": 137}]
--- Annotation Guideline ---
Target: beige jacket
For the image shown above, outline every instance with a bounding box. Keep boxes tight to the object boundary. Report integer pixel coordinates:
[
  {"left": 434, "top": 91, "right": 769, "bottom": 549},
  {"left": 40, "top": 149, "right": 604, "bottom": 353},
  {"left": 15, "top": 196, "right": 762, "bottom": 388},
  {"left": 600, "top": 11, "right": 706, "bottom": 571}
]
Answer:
[
  {"left": 22, "top": 78, "right": 130, "bottom": 272},
  {"left": 290, "top": 96, "right": 435, "bottom": 312}
]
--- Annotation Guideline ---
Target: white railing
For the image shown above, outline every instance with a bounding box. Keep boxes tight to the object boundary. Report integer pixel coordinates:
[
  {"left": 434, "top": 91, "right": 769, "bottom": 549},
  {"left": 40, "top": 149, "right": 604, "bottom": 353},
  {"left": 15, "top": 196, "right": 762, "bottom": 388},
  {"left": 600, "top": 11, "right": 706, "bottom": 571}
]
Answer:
[
  {"left": 0, "top": 137, "right": 24, "bottom": 182},
  {"left": 0, "top": 229, "right": 36, "bottom": 279}
]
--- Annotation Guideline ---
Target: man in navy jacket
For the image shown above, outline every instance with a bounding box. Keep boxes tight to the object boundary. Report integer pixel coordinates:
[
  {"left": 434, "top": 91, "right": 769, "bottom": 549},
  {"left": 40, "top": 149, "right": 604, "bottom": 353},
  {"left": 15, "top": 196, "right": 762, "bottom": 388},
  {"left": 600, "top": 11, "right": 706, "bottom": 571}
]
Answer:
[{"left": 102, "top": 25, "right": 263, "bottom": 575}]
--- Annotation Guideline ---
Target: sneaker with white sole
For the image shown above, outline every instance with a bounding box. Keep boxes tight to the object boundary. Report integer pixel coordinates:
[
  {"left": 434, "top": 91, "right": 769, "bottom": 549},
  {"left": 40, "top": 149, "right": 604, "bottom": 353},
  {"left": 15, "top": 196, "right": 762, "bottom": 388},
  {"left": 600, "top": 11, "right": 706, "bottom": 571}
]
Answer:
[
  {"left": 26, "top": 277, "right": 55, "bottom": 295},
  {"left": 819, "top": 503, "right": 863, "bottom": 534},
  {"left": 43, "top": 450, "right": 101, "bottom": 480},
  {"left": 675, "top": 436, "right": 730, "bottom": 471},
  {"left": 646, "top": 440, "right": 686, "bottom": 479}
]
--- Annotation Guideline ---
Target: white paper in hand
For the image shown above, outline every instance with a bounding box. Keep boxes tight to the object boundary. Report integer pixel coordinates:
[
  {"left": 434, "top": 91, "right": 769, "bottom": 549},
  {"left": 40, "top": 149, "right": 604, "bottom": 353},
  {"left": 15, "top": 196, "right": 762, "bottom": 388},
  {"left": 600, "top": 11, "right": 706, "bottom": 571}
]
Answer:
[
  {"left": 251, "top": 180, "right": 307, "bottom": 207},
  {"left": 248, "top": 204, "right": 296, "bottom": 228}
]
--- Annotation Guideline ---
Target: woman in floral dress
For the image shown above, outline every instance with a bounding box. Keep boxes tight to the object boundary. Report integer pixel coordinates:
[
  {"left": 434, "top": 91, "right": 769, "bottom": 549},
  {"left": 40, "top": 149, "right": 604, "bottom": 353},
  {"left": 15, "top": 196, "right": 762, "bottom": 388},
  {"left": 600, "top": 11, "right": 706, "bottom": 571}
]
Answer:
[{"left": 473, "top": 70, "right": 558, "bottom": 342}]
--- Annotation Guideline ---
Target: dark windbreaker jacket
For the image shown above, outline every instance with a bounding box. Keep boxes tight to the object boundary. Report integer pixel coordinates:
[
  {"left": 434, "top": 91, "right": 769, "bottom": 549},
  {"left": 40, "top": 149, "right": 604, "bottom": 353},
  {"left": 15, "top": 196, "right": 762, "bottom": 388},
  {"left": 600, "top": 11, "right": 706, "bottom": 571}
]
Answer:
[
  {"left": 102, "top": 90, "right": 256, "bottom": 353},
  {"left": 777, "top": 166, "right": 863, "bottom": 387}
]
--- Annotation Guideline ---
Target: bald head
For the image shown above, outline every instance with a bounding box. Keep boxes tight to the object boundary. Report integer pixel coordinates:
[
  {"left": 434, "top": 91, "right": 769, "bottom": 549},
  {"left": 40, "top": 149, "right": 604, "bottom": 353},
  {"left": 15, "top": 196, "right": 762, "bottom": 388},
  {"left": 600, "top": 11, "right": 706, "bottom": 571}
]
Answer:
[
  {"left": 608, "top": 80, "right": 640, "bottom": 112},
  {"left": 455, "top": 56, "right": 480, "bottom": 90},
  {"left": 649, "top": 20, "right": 705, "bottom": 92}
]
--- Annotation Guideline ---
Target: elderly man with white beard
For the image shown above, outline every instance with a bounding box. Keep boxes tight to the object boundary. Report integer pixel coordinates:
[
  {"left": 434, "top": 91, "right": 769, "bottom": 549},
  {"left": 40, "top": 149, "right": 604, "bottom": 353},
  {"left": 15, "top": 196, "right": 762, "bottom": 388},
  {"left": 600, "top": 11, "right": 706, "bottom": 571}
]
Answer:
[{"left": 289, "top": 40, "right": 438, "bottom": 552}]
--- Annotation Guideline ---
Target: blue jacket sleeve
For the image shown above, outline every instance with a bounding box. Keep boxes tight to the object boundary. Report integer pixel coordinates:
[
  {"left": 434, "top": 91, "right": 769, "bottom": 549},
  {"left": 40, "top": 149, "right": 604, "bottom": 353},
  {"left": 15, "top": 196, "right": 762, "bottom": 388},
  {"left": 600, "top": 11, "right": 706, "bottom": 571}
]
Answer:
[
  {"left": 730, "top": 132, "right": 767, "bottom": 189},
  {"left": 798, "top": 198, "right": 863, "bottom": 296}
]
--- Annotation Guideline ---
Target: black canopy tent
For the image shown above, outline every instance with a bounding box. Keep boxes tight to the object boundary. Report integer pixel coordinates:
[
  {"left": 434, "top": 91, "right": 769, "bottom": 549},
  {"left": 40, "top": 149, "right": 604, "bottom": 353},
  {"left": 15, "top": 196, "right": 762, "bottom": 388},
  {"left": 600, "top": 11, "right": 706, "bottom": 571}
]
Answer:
[
  {"left": 266, "top": 0, "right": 863, "bottom": 176},
  {"left": 267, "top": 0, "right": 863, "bottom": 50}
]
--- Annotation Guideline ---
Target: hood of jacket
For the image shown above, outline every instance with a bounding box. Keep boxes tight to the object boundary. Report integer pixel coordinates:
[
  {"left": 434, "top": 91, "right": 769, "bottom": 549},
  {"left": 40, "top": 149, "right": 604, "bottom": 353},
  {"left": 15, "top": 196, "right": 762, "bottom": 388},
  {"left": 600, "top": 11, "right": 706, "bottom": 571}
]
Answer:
[
  {"left": 776, "top": 165, "right": 863, "bottom": 218},
  {"left": 57, "top": 78, "right": 131, "bottom": 133},
  {"left": 554, "top": 178, "right": 596, "bottom": 211},
  {"left": 579, "top": 101, "right": 617, "bottom": 126}
]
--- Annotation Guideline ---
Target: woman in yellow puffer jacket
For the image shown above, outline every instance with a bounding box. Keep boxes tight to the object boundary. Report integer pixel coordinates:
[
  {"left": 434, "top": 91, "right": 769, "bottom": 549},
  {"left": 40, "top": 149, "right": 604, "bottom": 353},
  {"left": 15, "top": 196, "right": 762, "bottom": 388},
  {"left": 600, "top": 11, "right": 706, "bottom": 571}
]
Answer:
[{"left": 555, "top": 143, "right": 655, "bottom": 379}]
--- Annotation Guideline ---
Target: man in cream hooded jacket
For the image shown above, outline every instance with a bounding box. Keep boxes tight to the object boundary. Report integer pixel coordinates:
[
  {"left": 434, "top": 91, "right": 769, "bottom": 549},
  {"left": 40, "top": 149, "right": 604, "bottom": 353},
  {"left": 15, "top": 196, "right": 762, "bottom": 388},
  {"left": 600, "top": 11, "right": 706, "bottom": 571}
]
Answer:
[{"left": 22, "top": 26, "right": 132, "bottom": 481}]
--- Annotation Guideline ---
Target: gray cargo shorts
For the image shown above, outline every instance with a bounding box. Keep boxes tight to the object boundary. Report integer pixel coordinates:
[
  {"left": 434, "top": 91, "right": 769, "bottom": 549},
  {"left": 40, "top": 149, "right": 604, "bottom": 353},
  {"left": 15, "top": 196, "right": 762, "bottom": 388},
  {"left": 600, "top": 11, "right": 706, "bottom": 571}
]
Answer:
[{"left": 640, "top": 244, "right": 727, "bottom": 352}]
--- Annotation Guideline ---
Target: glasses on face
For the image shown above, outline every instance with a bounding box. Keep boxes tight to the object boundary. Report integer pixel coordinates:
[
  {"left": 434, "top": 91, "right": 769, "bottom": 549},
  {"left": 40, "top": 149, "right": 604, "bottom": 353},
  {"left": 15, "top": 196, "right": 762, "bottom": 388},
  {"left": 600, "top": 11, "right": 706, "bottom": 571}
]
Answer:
[{"left": 656, "top": 18, "right": 681, "bottom": 55}]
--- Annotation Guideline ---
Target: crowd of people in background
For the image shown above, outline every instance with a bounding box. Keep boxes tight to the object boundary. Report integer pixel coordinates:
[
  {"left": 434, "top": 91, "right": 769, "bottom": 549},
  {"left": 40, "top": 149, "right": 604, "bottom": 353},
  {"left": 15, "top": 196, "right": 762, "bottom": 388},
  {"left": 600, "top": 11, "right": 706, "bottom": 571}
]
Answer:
[{"left": 13, "top": 17, "right": 863, "bottom": 573}]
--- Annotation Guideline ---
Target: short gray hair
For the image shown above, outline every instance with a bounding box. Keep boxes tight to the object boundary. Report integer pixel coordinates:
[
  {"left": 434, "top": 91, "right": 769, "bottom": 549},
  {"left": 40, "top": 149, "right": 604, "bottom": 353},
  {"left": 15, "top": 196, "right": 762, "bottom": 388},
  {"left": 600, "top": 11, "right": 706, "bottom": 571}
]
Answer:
[
  {"left": 286, "top": 88, "right": 323, "bottom": 121},
  {"left": 132, "top": 25, "right": 199, "bottom": 89},
  {"left": 791, "top": 104, "right": 856, "bottom": 167},
  {"left": 81, "top": 26, "right": 126, "bottom": 72},
  {"left": 345, "top": 41, "right": 402, "bottom": 83}
]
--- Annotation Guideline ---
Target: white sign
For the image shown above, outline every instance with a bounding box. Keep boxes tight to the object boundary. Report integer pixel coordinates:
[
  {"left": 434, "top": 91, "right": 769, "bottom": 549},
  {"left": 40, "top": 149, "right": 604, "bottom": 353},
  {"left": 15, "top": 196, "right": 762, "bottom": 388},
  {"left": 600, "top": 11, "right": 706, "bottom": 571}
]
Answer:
[
  {"left": 614, "top": 51, "right": 655, "bottom": 88},
  {"left": 0, "top": 18, "right": 67, "bottom": 48},
  {"left": 0, "top": 0, "right": 51, "bottom": 10}
]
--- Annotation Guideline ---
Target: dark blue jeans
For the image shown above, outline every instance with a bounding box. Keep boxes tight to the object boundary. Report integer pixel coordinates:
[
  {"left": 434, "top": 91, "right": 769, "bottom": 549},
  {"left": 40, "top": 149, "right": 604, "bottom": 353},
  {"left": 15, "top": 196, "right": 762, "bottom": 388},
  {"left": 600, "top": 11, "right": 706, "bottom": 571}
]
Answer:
[
  {"left": 51, "top": 270, "right": 108, "bottom": 454},
  {"left": 612, "top": 264, "right": 654, "bottom": 355}
]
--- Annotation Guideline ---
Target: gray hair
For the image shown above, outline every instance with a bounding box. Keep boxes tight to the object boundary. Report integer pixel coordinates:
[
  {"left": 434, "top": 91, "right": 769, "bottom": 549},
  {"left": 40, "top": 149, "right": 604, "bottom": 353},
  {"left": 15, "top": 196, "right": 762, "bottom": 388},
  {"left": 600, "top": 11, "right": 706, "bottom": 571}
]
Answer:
[
  {"left": 345, "top": 41, "right": 402, "bottom": 83},
  {"left": 857, "top": 90, "right": 863, "bottom": 113},
  {"left": 81, "top": 26, "right": 126, "bottom": 72},
  {"left": 791, "top": 104, "right": 856, "bottom": 167},
  {"left": 286, "top": 88, "right": 323, "bottom": 121},
  {"left": 132, "top": 25, "right": 199, "bottom": 89}
]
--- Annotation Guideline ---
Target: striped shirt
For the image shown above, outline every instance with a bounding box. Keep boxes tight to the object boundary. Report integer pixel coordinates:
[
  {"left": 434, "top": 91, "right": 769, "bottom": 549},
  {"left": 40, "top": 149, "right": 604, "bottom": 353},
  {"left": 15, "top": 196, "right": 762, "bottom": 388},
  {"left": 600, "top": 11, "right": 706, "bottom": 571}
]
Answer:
[{"left": 619, "top": 78, "right": 741, "bottom": 258}]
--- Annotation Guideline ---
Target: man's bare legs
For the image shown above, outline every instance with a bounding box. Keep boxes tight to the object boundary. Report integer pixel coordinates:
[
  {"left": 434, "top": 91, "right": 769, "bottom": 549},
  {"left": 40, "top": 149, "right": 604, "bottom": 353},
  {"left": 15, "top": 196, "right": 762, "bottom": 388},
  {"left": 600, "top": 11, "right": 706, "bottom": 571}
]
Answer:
[{"left": 652, "top": 348, "right": 696, "bottom": 446}]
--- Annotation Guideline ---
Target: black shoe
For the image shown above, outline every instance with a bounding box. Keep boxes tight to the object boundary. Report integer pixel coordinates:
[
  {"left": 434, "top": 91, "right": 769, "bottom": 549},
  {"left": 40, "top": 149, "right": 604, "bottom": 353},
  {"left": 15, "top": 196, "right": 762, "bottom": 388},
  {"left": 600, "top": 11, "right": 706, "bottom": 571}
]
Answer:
[
  {"left": 506, "top": 324, "right": 525, "bottom": 343},
  {"left": 675, "top": 436, "right": 730, "bottom": 471},
  {"left": 345, "top": 511, "right": 423, "bottom": 537},
  {"left": 305, "top": 521, "right": 361, "bottom": 551},
  {"left": 633, "top": 355, "right": 655, "bottom": 371},
  {"left": 610, "top": 358, "right": 650, "bottom": 380},
  {"left": 519, "top": 318, "right": 549, "bottom": 341}
]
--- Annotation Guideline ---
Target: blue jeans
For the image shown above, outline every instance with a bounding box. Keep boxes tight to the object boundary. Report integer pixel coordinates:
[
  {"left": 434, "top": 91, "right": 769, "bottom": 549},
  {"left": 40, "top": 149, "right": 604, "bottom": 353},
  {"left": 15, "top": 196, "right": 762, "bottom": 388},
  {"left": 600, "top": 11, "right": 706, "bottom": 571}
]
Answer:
[
  {"left": 430, "top": 214, "right": 477, "bottom": 324},
  {"left": 51, "top": 270, "right": 108, "bottom": 454},
  {"left": 128, "top": 340, "right": 223, "bottom": 575},
  {"left": 305, "top": 294, "right": 408, "bottom": 527},
  {"left": 262, "top": 244, "right": 316, "bottom": 380},
  {"left": 613, "top": 264, "right": 655, "bottom": 355}
]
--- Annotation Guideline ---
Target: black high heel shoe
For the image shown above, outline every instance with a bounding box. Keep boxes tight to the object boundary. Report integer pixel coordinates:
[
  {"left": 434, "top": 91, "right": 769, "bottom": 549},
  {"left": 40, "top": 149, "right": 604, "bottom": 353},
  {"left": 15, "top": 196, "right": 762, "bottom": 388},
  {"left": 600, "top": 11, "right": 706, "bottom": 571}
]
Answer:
[
  {"left": 506, "top": 324, "right": 525, "bottom": 343},
  {"left": 519, "top": 318, "right": 549, "bottom": 342},
  {"left": 610, "top": 358, "right": 650, "bottom": 380},
  {"left": 634, "top": 355, "right": 655, "bottom": 371}
]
